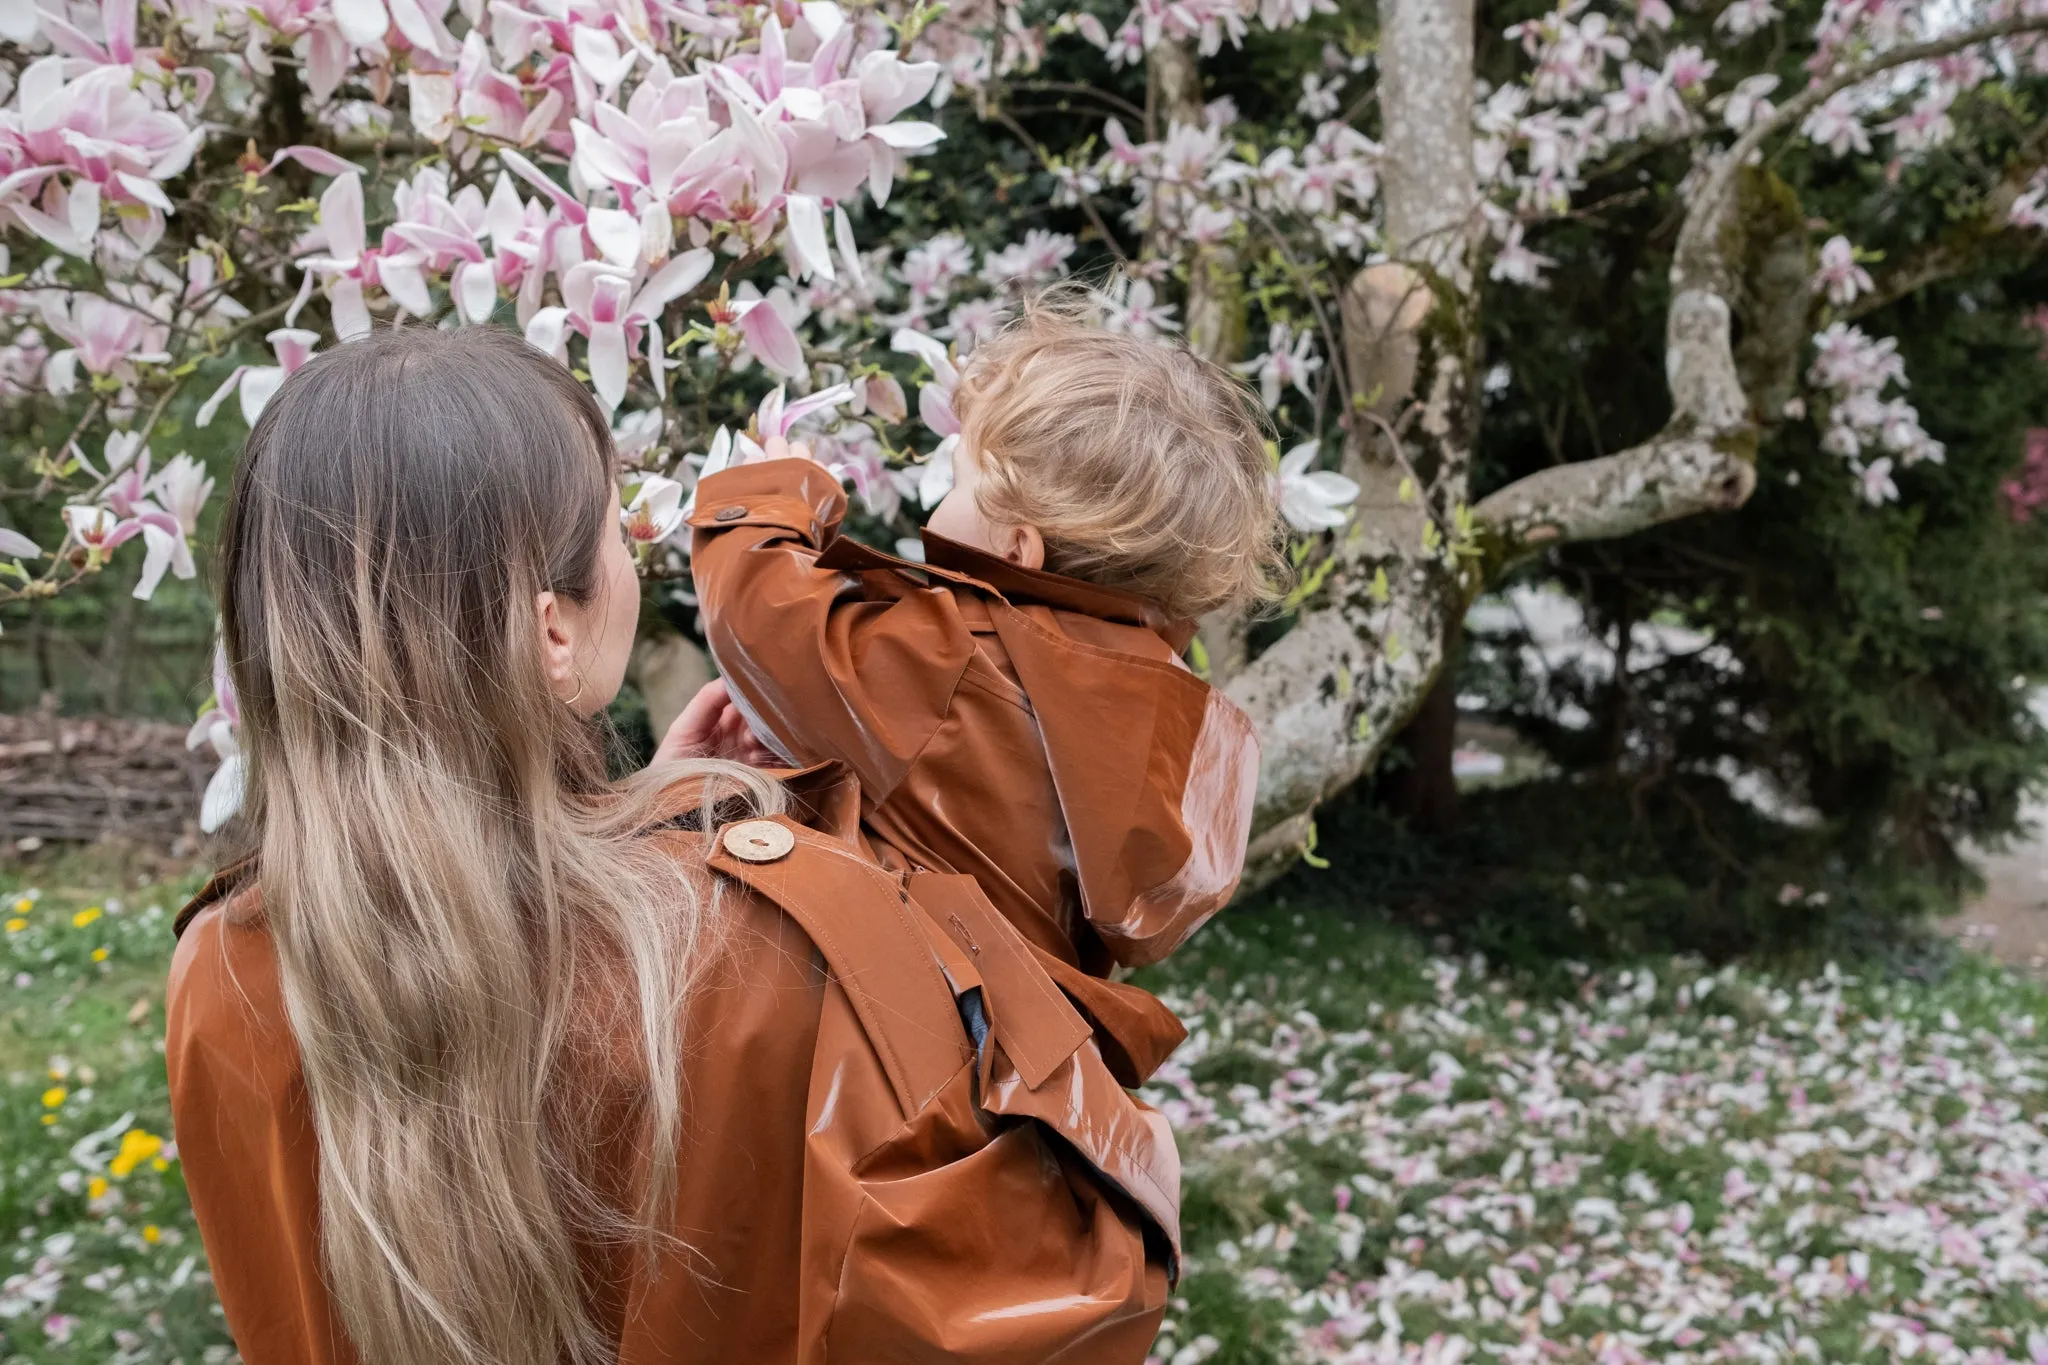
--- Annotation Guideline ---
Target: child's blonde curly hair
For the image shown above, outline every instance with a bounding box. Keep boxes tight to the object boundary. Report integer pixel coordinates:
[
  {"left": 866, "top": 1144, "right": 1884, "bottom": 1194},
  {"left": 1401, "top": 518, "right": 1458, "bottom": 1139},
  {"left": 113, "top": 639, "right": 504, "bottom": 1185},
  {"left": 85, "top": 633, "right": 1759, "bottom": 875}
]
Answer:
[{"left": 950, "top": 292, "right": 1287, "bottom": 621}]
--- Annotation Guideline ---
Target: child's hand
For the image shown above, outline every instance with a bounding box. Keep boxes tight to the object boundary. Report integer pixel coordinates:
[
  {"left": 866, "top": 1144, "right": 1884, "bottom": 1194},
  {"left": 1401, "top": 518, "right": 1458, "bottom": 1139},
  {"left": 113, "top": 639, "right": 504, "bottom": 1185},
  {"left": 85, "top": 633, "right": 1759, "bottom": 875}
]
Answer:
[{"left": 655, "top": 679, "right": 783, "bottom": 767}]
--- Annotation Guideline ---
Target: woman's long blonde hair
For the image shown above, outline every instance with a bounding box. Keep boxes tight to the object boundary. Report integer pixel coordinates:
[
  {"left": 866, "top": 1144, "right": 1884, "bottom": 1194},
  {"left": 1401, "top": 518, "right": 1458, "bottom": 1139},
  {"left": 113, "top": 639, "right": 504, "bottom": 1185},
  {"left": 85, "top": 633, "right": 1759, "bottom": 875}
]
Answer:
[{"left": 216, "top": 326, "right": 776, "bottom": 1365}]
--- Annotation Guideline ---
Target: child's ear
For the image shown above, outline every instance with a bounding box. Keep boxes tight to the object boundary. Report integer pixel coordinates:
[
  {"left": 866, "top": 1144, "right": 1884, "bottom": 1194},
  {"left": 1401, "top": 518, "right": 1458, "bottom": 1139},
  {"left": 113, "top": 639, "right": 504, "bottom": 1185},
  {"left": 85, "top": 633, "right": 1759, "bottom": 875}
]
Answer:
[{"left": 1001, "top": 522, "right": 1045, "bottom": 571}]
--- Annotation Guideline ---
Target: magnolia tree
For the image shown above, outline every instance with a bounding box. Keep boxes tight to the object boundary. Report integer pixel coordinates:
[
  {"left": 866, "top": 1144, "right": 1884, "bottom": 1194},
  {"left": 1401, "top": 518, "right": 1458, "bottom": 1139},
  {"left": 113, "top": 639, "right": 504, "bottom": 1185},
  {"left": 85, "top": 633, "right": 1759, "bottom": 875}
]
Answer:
[{"left": 1, "top": 0, "right": 2046, "bottom": 858}]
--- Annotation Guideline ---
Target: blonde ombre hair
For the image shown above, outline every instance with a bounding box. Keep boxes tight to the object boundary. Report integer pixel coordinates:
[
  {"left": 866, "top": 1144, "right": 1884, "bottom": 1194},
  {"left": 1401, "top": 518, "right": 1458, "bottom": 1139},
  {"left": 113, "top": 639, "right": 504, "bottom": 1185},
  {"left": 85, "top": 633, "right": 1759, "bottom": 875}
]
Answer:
[
  {"left": 216, "top": 327, "right": 778, "bottom": 1365},
  {"left": 951, "top": 295, "right": 1285, "bottom": 619}
]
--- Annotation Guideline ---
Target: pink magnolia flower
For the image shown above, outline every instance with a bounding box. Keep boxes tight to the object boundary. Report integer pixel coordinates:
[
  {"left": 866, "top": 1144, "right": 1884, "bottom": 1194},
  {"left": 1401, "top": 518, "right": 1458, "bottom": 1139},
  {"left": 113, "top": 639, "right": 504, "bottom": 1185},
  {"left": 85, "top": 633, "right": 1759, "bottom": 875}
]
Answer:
[
  {"left": 1812, "top": 236, "right": 1874, "bottom": 307},
  {"left": 890, "top": 327, "right": 959, "bottom": 436},
  {"left": 621, "top": 473, "right": 686, "bottom": 545},
  {"left": 1715, "top": 0, "right": 1781, "bottom": 38},
  {"left": 1720, "top": 74, "right": 1781, "bottom": 132},
  {"left": 0, "top": 54, "right": 203, "bottom": 257},
  {"left": 196, "top": 328, "right": 321, "bottom": 429},
  {"left": 39, "top": 292, "right": 169, "bottom": 396},
  {"left": 1803, "top": 92, "right": 1872, "bottom": 157},
  {"left": 526, "top": 248, "right": 714, "bottom": 409},
  {"left": 1236, "top": 323, "right": 1322, "bottom": 410},
  {"left": 1275, "top": 441, "right": 1358, "bottom": 532},
  {"left": 1100, "top": 277, "right": 1178, "bottom": 338},
  {"left": 1855, "top": 456, "right": 1898, "bottom": 506},
  {"left": 188, "top": 642, "right": 245, "bottom": 833}
]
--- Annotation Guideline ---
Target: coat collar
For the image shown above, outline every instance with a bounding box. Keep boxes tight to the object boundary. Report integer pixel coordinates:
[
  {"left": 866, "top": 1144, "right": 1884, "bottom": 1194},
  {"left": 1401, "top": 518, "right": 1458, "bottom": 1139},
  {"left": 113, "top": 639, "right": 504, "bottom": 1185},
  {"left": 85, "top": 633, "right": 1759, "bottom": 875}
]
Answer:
[{"left": 815, "top": 530, "right": 1199, "bottom": 653}]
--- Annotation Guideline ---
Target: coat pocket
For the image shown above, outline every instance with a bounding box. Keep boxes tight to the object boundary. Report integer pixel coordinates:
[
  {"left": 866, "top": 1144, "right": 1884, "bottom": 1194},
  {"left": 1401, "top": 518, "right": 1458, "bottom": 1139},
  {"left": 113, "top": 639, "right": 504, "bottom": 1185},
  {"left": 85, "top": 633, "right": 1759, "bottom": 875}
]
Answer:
[{"left": 824, "top": 1119, "right": 1166, "bottom": 1364}]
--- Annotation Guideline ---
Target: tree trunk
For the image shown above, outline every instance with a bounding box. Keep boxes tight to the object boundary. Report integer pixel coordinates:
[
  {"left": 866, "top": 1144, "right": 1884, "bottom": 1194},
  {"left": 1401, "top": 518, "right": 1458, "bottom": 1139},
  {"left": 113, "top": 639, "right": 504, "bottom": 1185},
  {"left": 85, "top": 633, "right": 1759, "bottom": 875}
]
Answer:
[
  {"left": 1382, "top": 620, "right": 1463, "bottom": 836},
  {"left": 1226, "top": 0, "right": 1782, "bottom": 892},
  {"left": 97, "top": 572, "right": 139, "bottom": 715}
]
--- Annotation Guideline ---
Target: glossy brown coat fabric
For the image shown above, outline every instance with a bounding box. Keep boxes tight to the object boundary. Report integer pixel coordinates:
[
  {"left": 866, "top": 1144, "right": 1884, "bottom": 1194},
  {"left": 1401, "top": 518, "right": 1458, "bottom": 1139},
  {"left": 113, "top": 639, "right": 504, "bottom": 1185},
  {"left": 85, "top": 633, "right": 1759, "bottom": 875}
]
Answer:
[
  {"left": 165, "top": 810, "right": 1171, "bottom": 1365},
  {"left": 688, "top": 461, "right": 1259, "bottom": 1075}
]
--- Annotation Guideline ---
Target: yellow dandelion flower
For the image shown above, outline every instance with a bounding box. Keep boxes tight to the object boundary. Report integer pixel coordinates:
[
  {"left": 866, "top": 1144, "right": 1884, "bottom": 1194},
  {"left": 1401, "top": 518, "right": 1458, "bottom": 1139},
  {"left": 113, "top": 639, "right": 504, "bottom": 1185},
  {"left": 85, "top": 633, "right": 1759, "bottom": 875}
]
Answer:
[
  {"left": 109, "top": 1128, "right": 164, "bottom": 1178},
  {"left": 87, "top": 1176, "right": 108, "bottom": 1201},
  {"left": 142, "top": 1225, "right": 161, "bottom": 1244},
  {"left": 10, "top": 897, "right": 29, "bottom": 914},
  {"left": 90, "top": 948, "right": 108, "bottom": 962},
  {"left": 72, "top": 907, "right": 102, "bottom": 928},
  {"left": 150, "top": 1157, "right": 169, "bottom": 1172},
  {"left": 41, "top": 1086, "right": 66, "bottom": 1108},
  {"left": 40, "top": 1114, "right": 56, "bottom": 1126},
  {"left": 4, "top": 919, "right": 25, "bottom": 934}
]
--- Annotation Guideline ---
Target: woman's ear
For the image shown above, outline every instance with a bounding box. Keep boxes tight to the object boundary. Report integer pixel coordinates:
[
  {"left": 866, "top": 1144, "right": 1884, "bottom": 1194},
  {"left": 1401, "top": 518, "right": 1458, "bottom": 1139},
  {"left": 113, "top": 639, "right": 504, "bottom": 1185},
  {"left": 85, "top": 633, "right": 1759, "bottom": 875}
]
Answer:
[
  {"left": 1000, "top": 522, "right": 1045, "bottom": 571},
  {"left": 534, "top": 590, "right": 578, "bottom": 701}
]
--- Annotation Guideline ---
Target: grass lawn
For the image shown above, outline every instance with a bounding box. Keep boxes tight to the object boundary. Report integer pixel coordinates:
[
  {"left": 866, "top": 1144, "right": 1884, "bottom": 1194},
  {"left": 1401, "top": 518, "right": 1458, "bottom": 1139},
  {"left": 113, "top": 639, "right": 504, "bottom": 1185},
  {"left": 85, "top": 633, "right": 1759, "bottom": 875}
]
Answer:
[{"left": 0, "top": 854, "right": 2044, "bottom": 1364}]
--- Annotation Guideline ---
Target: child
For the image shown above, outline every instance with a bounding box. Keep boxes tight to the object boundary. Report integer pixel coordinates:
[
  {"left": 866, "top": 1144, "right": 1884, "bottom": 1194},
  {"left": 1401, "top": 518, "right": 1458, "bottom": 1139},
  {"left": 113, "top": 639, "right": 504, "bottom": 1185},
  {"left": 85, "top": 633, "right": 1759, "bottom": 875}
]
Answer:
[{"left": 685, "top": 304, "right": 1281, "bottom": 1079}]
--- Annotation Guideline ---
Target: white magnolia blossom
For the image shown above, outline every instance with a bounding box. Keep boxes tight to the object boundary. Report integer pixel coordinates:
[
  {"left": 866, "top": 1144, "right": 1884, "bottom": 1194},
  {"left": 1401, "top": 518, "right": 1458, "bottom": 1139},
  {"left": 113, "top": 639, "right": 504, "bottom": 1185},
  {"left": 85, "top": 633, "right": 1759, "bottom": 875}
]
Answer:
[{"left": 1275, "top": 441, "right": 1360, "bottom": 533}]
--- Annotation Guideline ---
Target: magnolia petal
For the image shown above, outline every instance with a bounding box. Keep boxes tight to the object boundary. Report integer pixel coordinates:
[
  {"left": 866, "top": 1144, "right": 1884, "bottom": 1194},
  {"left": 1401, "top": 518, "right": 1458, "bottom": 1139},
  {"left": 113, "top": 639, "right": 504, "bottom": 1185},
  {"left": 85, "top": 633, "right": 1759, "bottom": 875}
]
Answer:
[
  {"left": 917, "top": 434, "right": 957, "bottom": 508},
  {"left": 484, "top": 173, "right": 525, "bottom": 244},
  {"left": 111, "top": 170, "right": 171, "bottom": 214},
  {"left": 588, "top": 322, "right": 629, "bottom": 411},
  {"left": 629, "top": 248, "right": 713, "bottom": 323},
  {"left": 131, "top": 521, "right": 195, "bottom": 601},
  {"left": 833, "top": 204, "right": 867, "bottom": 292},
  {"left": 918, "top": 382, "right": 959, "bottom": 437},
  {"left": 239, "top": 366, "right": 287, "bottom": 426},
  {"left": 385, "top": 0, "right": 454, "bottom": 58},
  {"left": 0, "top": 0, "right": 40, "bottom": 43},
  {"left": 319, "top": 172, "right": 366, "bottom": 264},
  {"left": 455, "top": 260, "right": 498, "bottom": 324},
  {"left": 572, "top": 25, "right": 634, "bottom": 88},
  {"left": 331, "top": 0, "right": 387, "bottom": 46},
  {"left": 783, "top": 193, "right": 834, "bottom": 282},
  {"left": 525, "top": 305, "right": 571, "bottom": 360},
  {"left": 195, "top": 366, "right": 247, "bottom": 428},
  {"left": 777, "top": 382, "right": 855, "bottom": 435},
  {"left": 585, "top": 206, "right": 642, "bottom": 269},
  {"left": 66, "top": 179, "right": 99, "bottom": 240},
  {"left": 0, "top": 527, "right": 40, "bottom": 559},
  {"left": 1278, "top": 440, "right": 1318, "bottom": 478},
  {"left": 328, "top": 277, "right": 371, "bottom": 341},
  {"left": 868, "top": 120, "right": 944, "bottom": 150},
  {"left": 801, "top": 1, "right": 845, "bottom": 44},
  {"left": 378, "top": 256, "right": 432, "bottom": 317},
  {"left": 284, "top": 268, "right": 316, "bottom": 328},
  {"left": 200, "top": 751, "right": 247, "bottom": 833},
  {"left": 408, "top": 71, "right": 457, "bottom": 142},
  {"left": 44, "top": 348, "right": 79, "bottom": 396},
  {"left": 103, "top": 0, "right": 134, "bottom": 61},
  {"left": 736, "top": 300, "right": 806, "bottom": 380},
  {"left": 867, "top": 140, "right": 895, "bottom": 206}
]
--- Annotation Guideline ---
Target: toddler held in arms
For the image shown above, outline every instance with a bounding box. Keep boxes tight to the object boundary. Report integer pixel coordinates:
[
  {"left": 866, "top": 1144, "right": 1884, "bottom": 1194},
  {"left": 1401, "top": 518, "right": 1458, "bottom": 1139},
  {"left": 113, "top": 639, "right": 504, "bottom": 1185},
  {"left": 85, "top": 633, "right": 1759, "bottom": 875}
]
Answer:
[{"left": 683, "top": 299, "right": 1284, "bottom": 1083}]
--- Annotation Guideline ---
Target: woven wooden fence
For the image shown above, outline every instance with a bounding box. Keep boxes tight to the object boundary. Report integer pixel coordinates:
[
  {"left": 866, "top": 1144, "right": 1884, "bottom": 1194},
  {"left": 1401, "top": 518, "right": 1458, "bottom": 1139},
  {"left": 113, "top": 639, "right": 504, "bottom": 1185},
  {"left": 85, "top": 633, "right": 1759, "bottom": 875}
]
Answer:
[{"left": 0, "top": 710, "right": 213, "bottom": 849}]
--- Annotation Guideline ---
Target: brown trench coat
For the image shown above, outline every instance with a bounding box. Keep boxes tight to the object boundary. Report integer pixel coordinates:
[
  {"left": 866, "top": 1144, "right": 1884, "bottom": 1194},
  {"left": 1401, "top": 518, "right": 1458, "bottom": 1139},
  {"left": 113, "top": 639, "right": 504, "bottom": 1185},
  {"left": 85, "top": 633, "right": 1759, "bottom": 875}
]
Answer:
[
  {"left": 165, "top": 798, "right": 1174, "bottom": 1365},
  {"left": 687, "top": 461, "right": 1261, "bottom": 1082}
]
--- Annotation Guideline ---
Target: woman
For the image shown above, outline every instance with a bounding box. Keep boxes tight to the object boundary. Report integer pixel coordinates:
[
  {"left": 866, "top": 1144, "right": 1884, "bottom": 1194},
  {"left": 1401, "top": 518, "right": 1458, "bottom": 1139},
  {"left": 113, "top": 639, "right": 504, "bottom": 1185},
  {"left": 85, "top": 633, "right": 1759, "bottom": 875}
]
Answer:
[{"left": 166, "top": 326, "right": 1170, "bottom": 1365}]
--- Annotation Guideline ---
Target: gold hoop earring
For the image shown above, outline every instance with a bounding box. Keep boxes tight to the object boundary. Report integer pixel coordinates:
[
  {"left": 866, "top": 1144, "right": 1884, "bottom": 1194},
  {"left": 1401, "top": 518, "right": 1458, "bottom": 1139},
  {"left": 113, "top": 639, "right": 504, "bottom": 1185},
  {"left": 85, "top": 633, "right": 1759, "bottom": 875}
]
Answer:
[{"left": 564, "top": 672, "right": 587, "bottom": 708}]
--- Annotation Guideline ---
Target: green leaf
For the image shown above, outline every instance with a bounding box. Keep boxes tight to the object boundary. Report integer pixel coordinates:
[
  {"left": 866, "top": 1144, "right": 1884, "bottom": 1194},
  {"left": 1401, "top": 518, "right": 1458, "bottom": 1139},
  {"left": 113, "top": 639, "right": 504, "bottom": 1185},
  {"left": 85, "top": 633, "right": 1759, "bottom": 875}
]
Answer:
[{"left": 1300, "top": 820, "right": 1331, "bottom": 870}]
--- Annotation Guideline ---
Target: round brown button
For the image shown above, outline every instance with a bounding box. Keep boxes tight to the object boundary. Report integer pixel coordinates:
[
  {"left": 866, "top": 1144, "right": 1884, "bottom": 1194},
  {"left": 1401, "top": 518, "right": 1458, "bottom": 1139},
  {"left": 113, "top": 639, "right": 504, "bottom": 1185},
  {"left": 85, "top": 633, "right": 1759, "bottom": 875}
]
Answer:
[
  {"left": 714, "top": 506, "right": 748, "bottom": 522},
  {"left": 721, "top": 819, "right": 794, "bottom": 863}
]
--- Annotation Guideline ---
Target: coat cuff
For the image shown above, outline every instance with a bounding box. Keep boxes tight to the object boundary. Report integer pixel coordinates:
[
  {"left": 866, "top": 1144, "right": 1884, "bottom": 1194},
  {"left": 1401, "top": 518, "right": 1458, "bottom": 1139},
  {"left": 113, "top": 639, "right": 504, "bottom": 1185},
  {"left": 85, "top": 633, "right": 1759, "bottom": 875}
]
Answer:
[{"left": 687, "top": 461, "right": 849, "bottom": 544}]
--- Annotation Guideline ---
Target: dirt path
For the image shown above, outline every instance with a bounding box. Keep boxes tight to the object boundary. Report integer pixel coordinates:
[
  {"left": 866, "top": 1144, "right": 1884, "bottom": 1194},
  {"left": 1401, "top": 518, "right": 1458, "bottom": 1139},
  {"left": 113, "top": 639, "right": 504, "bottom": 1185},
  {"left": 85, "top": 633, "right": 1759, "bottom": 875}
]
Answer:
[{"left": 1944, "top": 800, "right": 2048, "bottom": 977}]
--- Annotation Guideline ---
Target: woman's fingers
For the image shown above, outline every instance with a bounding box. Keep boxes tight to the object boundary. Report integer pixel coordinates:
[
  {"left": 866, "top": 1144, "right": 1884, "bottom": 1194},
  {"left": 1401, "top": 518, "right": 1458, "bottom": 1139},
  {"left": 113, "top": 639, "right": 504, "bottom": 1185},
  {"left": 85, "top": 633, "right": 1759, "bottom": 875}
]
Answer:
[
  {"left": 714, "top": 702, "right": 783, "bottom": 766},
  {"left": 759, "top": 435, "right": 814, "bottom": 464},
  {"left": 654, "top": 679, "right": 732, "bottom": 763}
]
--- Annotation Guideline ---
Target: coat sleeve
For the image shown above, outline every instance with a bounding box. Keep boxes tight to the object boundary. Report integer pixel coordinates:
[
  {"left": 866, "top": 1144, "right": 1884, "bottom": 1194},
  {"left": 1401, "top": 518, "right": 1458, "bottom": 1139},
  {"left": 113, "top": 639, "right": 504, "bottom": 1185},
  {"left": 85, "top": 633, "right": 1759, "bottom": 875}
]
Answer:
[
  {"left": 166, "top": 911, "right": 356, "bottom": 1365},
  {"left": 687, "top": 461, "right": 976, "bottom": 800}
]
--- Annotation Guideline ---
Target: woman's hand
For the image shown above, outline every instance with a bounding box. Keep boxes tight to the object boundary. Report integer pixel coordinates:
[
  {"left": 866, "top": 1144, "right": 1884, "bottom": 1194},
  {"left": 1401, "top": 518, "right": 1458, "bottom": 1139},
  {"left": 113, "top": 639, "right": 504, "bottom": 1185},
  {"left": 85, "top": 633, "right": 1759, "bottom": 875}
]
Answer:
[
  {"left": 747, "top": 434, "right": 812, "bottom": 464},
  {"left": 655, "top": 679, "right": 783, "bottom": 767}
]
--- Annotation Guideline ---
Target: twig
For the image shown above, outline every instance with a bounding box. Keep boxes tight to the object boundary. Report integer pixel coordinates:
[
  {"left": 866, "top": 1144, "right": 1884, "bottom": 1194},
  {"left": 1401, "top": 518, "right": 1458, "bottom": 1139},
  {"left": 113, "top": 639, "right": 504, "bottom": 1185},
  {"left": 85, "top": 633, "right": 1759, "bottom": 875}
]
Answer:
[{"left": 991, "top": 108, "right": 1131, "bottom": 264}]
